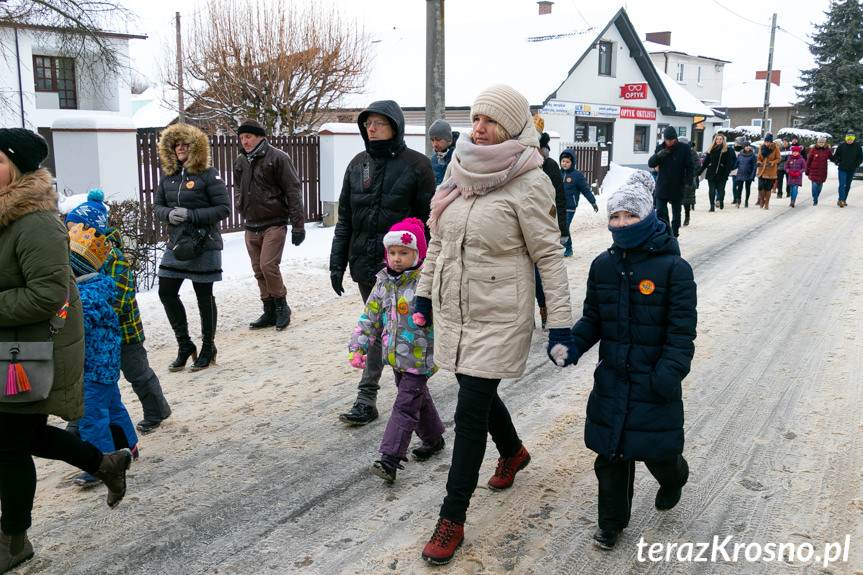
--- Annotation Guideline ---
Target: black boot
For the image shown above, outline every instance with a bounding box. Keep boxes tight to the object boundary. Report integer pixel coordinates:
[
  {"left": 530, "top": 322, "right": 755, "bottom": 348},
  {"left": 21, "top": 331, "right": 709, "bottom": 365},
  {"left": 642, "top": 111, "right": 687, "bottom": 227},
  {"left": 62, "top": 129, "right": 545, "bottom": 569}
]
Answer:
[
  {"left": 274, "top": 296, "right": 291, "bottom": 331},
  {"left": 161, "top": 296, "right": 197, "bottom": 372},
  {"left": 93, "top": 449, "right": 132, "bottom": 508},
  {"left": 249, "top": 298, "right": 276, "bottom": 330},
  {"left": 191, "top": 296, "right": 217, "bottom": 372}
]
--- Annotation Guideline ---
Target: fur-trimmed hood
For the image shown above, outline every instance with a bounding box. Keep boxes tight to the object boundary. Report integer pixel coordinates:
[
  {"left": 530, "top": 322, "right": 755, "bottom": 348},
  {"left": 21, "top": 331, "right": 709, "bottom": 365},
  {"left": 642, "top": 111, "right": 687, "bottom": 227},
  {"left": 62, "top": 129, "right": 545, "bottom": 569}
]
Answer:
[
  {"left": 158, "top": 123, "right": 212, "bottom": 176},
  {"left": 0, "top": 169, "right": 57, "bottom": 230}
]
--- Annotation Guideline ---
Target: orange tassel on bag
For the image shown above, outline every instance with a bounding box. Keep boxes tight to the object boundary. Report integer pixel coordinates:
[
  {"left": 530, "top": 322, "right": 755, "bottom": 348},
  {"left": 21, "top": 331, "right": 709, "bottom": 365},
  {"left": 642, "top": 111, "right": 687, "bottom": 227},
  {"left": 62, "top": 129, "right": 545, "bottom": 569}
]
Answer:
[{"left": 13, "top": 363, "right": 31, "bottom": 393}]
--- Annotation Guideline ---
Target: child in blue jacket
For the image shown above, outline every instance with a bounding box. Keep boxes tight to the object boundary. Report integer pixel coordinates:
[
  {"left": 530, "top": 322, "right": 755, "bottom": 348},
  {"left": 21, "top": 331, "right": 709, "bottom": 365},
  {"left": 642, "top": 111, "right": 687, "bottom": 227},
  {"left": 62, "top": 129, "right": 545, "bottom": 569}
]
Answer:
[
  {"left": 548, "top": 171, "right": 697, "bottom": 550},
  {"left": 559, "top": 148, "right": 598, "bottom": 257},
  {"left": 348, "top": 217, "right": 445, "bottom": 482},
  {"left": 67, "top": 223, "right": 139, "bottom": 487}
]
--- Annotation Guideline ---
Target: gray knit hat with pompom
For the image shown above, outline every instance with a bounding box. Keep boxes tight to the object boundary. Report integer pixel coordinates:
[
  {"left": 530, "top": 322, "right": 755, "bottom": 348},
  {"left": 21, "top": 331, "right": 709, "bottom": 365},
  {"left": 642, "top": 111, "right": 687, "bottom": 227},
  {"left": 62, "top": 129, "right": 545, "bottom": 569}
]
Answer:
[{"left": 607, "top": 170, "right": 655, "bottom": 220}]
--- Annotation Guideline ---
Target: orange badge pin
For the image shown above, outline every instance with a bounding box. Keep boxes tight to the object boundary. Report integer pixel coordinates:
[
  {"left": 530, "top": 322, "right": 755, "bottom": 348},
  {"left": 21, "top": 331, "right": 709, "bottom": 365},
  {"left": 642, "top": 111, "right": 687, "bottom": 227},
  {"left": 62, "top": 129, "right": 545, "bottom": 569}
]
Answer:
[
  {"left": 397, "top": 301, "right": 409, "bottom": 315},
  {"left": 186, "top": 181, "right": 194, "bottom": 189},
  {"left": 639, "top": 279, "right": 655, "bottom": 295}
]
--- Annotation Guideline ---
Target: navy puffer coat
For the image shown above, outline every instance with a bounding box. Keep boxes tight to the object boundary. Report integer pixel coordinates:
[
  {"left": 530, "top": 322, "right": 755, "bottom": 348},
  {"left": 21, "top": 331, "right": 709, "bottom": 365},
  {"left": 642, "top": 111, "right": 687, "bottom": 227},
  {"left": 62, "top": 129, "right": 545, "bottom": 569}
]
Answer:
[{"left": 571, "top": 223, "right": 697, "bottom": 461}]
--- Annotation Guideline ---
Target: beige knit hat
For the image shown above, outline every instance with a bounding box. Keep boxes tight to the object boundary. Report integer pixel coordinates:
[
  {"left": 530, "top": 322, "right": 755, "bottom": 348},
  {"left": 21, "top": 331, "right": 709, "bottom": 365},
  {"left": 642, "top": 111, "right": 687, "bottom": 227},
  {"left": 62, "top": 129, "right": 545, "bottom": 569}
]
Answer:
[{"left": 471, "top": 84, "right": 532, "bottom": 139}]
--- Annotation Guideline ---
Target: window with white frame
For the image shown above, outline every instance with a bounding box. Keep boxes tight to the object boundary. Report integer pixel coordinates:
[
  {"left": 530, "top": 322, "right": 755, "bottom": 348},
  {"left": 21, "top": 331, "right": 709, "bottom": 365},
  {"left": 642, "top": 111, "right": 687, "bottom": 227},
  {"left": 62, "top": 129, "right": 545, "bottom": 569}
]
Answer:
[
  {"left": 633, "top": 125, "right": 650, "bottom": 152},
  {"left": 792, "top": 118, "right": 803, "bottom": 127},
  {"left": 676, "top": 62, "right": 685, "bottom": 82},
  {"left": 598, "top": 41, "right": 613, "bottom": 76}
]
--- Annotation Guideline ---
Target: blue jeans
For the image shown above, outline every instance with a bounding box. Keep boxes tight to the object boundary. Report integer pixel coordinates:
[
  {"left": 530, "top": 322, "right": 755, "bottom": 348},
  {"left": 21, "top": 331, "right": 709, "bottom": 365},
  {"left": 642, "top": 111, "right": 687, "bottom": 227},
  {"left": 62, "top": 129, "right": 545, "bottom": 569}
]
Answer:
[
  {"left": 562, "top": 210, "right": 575, "bottom": 256},
  {"left": 789, "top": 185, "right": 799, "bottom": 201},
  {"left": 838, "top": 170, "right": 855, "bottom": 202},
  {"left": 811, "top": 181, "right": 824, "bottom": 202}
]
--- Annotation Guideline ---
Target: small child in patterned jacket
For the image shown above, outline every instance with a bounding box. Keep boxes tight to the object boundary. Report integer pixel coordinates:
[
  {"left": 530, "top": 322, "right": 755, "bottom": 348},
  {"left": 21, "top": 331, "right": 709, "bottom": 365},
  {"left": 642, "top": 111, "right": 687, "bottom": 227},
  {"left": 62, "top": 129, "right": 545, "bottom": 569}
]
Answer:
[{"left": 348, "top": 217, "right": 445, "bottom": 482}]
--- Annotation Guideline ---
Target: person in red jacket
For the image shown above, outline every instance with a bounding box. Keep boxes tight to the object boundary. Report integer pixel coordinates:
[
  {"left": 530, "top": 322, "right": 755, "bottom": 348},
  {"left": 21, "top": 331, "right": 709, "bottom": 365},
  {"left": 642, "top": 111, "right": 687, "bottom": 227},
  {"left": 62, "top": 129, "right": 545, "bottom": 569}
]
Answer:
[{"left": 805, "top": 136, "right": 834, "bottom": 206}]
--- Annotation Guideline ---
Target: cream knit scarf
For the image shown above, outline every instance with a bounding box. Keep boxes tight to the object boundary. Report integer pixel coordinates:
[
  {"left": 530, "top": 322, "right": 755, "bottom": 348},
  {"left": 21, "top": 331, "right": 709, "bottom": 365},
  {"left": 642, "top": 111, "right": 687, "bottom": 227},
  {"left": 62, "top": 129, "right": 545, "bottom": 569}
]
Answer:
[{"left": 428, "top": 136, "right": 543, "bottom": 232}]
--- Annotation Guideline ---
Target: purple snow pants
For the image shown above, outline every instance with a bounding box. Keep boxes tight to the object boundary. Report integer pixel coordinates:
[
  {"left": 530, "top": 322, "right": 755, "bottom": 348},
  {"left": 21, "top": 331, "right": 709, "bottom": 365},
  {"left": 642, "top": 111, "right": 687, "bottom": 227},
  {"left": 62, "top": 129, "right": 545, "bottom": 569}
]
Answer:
[{"left": 379, "top": 371, "right": 445, "bottom": 461}]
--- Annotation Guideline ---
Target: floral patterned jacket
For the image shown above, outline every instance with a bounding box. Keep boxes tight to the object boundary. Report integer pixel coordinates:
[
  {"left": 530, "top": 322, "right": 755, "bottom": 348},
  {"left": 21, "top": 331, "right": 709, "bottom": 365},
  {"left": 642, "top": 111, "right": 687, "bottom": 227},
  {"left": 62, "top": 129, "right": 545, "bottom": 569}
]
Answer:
[{"left": 349, "top": 266, "right": 436, "bottom": 376}]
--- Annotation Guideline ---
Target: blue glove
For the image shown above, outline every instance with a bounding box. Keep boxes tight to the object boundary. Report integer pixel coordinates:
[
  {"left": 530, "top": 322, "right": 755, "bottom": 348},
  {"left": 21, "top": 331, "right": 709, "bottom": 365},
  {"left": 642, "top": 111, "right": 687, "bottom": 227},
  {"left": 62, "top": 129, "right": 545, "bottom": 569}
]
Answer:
[
  {"left": 546, "top": 327, "right": 579, "bottom": 367},
  {"left": 412, "top": 296, "right": 432, "bottom": 327}
]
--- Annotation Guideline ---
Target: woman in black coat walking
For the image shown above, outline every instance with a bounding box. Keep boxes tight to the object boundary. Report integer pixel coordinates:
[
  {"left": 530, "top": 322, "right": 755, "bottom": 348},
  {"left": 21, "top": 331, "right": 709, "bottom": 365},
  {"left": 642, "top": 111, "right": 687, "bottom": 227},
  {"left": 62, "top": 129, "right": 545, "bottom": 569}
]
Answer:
[
  {"left": 698, "top": 133, "right": 736, "bottom": 210},
  {"left": 153, "top": 124, "right": 230, "bottom": 372}
]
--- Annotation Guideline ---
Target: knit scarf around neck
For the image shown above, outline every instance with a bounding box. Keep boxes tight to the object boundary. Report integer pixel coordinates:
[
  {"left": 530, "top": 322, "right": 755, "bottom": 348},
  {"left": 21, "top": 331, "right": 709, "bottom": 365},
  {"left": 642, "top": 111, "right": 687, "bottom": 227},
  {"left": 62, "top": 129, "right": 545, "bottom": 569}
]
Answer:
[{"left": 428, "top": 137, "right": 543, "bottom": 232}]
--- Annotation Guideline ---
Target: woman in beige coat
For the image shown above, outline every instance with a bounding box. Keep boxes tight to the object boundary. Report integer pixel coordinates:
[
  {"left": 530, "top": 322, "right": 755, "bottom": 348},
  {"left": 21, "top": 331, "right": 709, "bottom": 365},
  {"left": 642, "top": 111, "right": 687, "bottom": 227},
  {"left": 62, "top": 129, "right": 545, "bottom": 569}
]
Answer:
[
  {"left": 756, "top": 133, "right": 781, "bottom": 209},
  {"left": 415, "top": 85, "right": 577, "bottom": 565}
]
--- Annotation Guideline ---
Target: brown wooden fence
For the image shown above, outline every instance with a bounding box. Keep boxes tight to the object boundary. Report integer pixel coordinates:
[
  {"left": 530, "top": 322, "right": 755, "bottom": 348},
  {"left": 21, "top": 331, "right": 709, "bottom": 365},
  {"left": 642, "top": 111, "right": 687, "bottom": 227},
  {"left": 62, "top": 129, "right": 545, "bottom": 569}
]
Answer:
[
  {"left": 559, "top": 142, "right": 609, "bottom": 193},
  {"left": 136, "top": 133, "right": 321, "bottom": 237}
]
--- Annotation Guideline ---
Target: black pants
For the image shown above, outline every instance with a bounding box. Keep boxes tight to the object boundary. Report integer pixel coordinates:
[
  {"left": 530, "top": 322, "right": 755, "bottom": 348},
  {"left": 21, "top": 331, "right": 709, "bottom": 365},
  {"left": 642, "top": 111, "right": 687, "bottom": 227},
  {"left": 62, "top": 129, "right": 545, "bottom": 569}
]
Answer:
[
  {"left": 593, "top": 453, "right": 689, "bottom": 531},
  {"left": 440, "top": 374, "right": 521, "bottom": 523},
  {"left": 733, "top": 180, "right": 753, "bottom": 204},
  {"left": 158, "top": 276, "right": 213, "bottom": 308},
  {"left": 707, "top": 178, "right": 728, "bottom": 208},
  {"left": 656, "top": 199, "right": 681, "bottom": 237},
  {"left": 0, "top": 413, "right": 101, "bottom": 534},
  {"left": 776, "top": 171, "right": 785, "bottom": 195}
]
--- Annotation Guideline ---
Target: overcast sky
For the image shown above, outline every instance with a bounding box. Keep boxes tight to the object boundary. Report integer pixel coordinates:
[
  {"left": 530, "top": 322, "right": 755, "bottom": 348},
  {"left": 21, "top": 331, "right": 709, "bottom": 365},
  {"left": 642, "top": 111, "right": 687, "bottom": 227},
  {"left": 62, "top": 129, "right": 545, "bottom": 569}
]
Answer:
[{"left": 123, "top": 0, "right": 832, "bottom": 93}]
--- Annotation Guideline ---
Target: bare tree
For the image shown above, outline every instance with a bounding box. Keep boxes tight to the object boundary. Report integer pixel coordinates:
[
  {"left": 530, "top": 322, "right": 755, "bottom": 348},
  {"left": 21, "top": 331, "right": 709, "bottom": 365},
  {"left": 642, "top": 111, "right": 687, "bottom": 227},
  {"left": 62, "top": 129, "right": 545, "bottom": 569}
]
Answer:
[
  {"left": 0, "top": 0, "right": 138, "bottom": 77},
  {"left": 163, "top": 0, "right": 371, "bottom": 136}
]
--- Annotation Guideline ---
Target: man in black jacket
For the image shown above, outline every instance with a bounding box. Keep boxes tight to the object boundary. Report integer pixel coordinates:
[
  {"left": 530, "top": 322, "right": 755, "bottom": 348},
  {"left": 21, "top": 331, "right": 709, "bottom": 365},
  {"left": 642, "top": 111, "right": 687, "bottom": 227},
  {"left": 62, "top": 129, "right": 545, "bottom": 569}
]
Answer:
[
  {"left": 833, "top": 130, "right": 863, "bottom": 207},
  {"left": 330, "top": 100, "right": 436, "bottom": 425},
  {"left": 234, "top": 119, "right": 305, "bottom": 332},
  {"left": 648, "top": 126, "right": 695, "bottom": 238}
]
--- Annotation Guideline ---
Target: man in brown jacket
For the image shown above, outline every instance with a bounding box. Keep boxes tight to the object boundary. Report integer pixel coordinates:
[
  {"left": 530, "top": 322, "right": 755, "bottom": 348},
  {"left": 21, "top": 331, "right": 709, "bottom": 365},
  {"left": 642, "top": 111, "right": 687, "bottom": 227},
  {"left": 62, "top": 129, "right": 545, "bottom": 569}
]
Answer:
[{"left": 234, "top": 119, "right": 305, "bottom": 330}]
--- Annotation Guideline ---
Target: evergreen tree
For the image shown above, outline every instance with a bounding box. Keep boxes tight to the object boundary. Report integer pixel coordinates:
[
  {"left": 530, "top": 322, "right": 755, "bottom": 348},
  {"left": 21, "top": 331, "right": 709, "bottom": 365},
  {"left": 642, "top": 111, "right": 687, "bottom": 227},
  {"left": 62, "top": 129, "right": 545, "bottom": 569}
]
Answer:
[{"left": 797, "top": 0, "right": 863, "bottom": 138}]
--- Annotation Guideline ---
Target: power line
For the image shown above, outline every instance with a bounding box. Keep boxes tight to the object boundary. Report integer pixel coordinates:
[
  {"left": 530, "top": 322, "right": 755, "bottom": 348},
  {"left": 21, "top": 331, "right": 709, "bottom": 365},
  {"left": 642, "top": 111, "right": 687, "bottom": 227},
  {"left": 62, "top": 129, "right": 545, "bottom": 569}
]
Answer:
[{"left": 708, "top": 0, "right": 770, "bottom": 28}]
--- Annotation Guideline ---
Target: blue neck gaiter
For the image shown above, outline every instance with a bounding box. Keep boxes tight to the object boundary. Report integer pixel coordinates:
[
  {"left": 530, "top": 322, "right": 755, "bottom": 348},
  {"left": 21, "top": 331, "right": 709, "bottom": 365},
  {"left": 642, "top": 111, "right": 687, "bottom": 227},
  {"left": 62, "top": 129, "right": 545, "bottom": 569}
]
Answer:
[{"left": 608, "top": 211, "right": 665, "bottom": 250}]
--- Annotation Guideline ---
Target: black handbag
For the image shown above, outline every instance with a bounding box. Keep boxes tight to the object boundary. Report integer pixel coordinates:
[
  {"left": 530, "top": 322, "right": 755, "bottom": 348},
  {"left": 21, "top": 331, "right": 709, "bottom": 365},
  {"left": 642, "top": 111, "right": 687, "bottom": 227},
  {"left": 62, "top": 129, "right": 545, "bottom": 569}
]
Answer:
[
  {"left": 171, "top": 222, "right": 208, "bottom": 261},
  {"left": 0, "top": 291, "right": 68, "bottom": 403}
]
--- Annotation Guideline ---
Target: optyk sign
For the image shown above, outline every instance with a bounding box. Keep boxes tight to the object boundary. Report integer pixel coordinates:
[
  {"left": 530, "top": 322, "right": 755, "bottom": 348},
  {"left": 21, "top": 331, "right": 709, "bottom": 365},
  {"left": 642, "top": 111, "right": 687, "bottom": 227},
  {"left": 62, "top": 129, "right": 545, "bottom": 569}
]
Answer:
[{"left": 620, "top": 83, "right": 648, "bottom": 100}]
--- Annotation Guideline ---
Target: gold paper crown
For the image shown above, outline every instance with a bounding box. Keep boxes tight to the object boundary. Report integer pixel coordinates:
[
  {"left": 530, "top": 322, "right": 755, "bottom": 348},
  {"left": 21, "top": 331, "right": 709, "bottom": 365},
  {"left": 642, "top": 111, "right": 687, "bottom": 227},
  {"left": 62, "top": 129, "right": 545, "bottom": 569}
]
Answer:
[{"left": 68, "top": 222, "right": 110, "bottom": 269}]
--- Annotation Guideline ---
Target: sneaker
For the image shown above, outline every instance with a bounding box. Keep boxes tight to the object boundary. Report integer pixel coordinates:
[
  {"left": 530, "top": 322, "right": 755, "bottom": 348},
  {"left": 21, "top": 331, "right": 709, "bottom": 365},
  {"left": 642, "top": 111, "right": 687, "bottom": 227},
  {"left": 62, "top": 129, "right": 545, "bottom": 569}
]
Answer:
[
  {"left": 655, "top": 486, "right": 683, "bottom": 510},
  {"left": 422, "top": 517, "right": 465, "bottom": 565},
  {"left": 412, "top": 436, "right": 445, "bottom": 461},
  {"left": 592, "top": 528, "right": 622, "bottom": 550},
  {"left": 370, "top": 455, "right": 404, "bottom": 482},
  {"left": 136, "top": 419, "right": 162, "bottom": 434},
  {"left": 338, "top": 403, "right": 378, "bottom": 425},
  {"left": 563, "top": 252, "right": 573, "bottom": 258},
  {"left": 73, "top": 472, "right": 102, "bottom": 488},
  {"left": 487, "top": 445, "right": 530, "bottom": 491},
  {"left": 129, "top": 444, "right": 140, "bottom": 461}
]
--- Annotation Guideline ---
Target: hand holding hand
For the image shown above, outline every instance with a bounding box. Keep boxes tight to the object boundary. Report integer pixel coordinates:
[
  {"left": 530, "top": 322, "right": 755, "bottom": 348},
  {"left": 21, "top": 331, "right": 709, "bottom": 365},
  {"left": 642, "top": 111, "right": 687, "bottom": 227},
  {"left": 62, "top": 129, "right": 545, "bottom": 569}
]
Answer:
[
  {"left": 169, "top": 207, "right": 188, "bottom": 225},
  {"left": 330, "top": 270, "right": 345, "bottom": 296},
  {"left": 546, "top": 327, "right": 579, "bottom": 367},
  {"left": 292, "top": 229, "right": 306, "bottom": 246},
  {"left": 412, "top": 296, "right": 432, "bottom": 327},
  {"left": 349, "top": 351, "right": 366, "bottom": 369}
]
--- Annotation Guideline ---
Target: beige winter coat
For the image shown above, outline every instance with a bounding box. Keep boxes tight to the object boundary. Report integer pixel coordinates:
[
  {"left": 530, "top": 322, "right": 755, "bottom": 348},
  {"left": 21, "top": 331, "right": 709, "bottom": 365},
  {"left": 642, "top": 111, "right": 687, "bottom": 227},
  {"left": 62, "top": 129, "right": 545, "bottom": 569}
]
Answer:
[{"left": 417, "top": 166, "right": 572, "bottom": 380}]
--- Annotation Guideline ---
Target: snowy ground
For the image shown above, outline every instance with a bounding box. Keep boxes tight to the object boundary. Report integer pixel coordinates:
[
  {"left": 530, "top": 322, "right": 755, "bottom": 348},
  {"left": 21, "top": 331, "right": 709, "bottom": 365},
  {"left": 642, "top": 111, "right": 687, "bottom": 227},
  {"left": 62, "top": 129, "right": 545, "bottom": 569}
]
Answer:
[{"left": 28, "top": 167, "right": 863, "bottom": 574}]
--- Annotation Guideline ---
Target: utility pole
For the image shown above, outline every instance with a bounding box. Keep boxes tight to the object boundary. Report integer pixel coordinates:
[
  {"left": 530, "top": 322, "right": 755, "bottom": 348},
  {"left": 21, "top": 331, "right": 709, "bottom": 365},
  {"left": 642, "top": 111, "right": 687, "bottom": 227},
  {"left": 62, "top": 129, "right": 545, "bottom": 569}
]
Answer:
[
  {"left": 761, "top": 13, "right": 777, "bottom": 136},
  {"left": 176, "top": 12, "right": 185, "bottom": 123},
  {"left": 425, "top": 0, "right": 445, "bottom": 156}
]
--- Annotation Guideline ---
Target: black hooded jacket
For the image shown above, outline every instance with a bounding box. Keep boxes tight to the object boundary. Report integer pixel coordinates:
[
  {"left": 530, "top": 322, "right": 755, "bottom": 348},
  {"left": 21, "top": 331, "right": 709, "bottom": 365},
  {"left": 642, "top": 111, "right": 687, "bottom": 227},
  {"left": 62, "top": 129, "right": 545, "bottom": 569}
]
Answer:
[{"left": 329, "top": 101, "right": 436, "bottom": 286}]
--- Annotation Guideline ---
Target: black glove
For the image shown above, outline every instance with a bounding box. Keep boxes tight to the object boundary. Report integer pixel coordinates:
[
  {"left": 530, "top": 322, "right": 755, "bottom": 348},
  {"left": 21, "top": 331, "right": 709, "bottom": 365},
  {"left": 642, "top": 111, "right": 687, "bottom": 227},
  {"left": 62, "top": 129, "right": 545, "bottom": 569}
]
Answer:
[
  {"left": 412, "top": 296, "right": 432, "bottom": 327},
  {"left": 186, "top": 209, "right": 198, "bottom": 224},
  {"left": 654, "top": 148, "right": 671, "bottom": 162},
  {"left": 292, "top": 229, "right": 306, "bottom": 246},
  {"left": 546, "top": 327, "right": 579, "bottom": 367},
  {"left": 330, "top": 270, "right": 345, "bottom": 296}
]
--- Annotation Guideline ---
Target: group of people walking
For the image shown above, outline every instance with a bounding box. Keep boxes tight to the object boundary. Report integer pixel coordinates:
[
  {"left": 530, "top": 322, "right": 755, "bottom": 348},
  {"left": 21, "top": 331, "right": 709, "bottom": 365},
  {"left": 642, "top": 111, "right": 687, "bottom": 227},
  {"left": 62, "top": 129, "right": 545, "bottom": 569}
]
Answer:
[{"left": 0, "top": 84, "right": 699, "bottom": 571}]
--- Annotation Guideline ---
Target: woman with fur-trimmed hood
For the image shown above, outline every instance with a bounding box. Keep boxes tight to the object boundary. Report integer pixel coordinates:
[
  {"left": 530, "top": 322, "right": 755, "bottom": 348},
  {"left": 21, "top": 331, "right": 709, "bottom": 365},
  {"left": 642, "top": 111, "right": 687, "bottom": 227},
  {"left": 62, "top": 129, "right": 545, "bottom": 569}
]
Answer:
[
  {"left": 0, "top": 128, "right": 132, "bottom": 572},
  {"left": 153, "top": 124, "right": 230, "bottom": 372}
]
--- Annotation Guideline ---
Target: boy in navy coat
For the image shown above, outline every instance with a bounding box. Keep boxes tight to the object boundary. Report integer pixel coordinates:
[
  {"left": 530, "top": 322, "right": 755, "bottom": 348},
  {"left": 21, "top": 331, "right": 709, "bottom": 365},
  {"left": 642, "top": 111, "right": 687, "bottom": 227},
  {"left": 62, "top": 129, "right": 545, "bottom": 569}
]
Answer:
[{"left": 547, "top": 170, "right": 697, "bottom": 550}]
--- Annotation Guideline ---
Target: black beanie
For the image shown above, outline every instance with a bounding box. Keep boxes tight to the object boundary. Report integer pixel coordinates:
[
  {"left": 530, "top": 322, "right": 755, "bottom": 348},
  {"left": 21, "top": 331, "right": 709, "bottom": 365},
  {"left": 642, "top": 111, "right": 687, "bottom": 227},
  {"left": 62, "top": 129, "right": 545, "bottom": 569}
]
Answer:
[
  {"left": 663, "top": 126, "right": 678, "bottom": 140},
  {"left": 237, "top": 119, "right": 266, "bottom": 137},
  {"left": 0, "top": 128, "right": 49, "bottom": 174}
]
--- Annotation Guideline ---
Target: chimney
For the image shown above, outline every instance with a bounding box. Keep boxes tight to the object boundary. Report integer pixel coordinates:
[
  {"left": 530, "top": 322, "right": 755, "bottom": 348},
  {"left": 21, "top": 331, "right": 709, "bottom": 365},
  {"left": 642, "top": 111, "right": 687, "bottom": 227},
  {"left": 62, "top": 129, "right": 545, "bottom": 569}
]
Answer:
[
  {"left": 755, "top": 70, "right": 781, "bottom": 86},
  {"left": 537, "top": 1, "right": 553, "bottom": 15},
  {"left": 645, "top": 31, "right": 672, "bottom": 46}
]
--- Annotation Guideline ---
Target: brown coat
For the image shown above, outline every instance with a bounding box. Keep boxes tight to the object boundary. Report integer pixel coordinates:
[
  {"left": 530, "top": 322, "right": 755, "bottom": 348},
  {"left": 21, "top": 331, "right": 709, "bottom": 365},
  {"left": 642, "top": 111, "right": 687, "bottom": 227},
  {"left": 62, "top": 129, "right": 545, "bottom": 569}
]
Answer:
[
  {"left": 0, "top": 170, "right": 85, "bottom": 420},
  {"left": 756, "top": 142, "right": 781, "bottom": 179},
  {"left": 417, "top": 164, "right": 572, "bottom": 380}
]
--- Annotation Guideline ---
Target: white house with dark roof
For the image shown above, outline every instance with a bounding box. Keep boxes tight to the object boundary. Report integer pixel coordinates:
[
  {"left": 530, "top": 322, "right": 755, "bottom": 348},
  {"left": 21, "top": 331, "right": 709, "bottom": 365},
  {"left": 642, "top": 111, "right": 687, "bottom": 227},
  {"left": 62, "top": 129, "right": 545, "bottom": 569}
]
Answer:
[{"left": 340, "top": 4, "right": 715, "bottom": 169}]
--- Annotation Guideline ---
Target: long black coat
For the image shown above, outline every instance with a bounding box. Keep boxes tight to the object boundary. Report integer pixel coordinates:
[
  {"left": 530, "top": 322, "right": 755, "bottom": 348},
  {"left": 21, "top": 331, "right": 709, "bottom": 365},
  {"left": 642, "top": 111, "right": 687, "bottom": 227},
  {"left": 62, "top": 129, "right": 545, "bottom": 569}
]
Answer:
[
  {"left": 648, "top": 141, "right": 695, "bottom": 201},
  {"left": 571, "top": 223, "right": 697, "bottom": 461},
  {"left": 330, "top": 101, "right": 436, "bottom": 286},
  {"left": 699, "top": 146, "right": 736, "bottom": 182}
]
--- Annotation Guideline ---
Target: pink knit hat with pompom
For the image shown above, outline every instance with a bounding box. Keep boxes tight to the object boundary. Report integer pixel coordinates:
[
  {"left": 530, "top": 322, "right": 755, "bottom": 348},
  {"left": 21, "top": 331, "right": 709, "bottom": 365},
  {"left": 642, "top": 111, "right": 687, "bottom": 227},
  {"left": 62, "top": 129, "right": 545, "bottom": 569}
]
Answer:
[{"left": 383, "top": 217, "right": 427, "bottom": 267}]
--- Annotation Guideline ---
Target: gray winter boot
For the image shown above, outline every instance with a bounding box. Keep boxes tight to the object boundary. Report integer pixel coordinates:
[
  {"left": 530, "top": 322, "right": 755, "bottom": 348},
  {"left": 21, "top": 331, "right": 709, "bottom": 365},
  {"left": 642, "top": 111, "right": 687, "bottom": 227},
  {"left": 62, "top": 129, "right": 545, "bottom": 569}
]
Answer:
[{"left": 0, "top": 531, "right": 33, "bottom": 573}]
